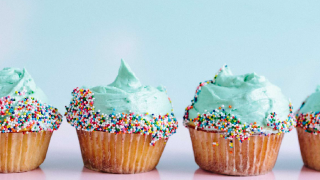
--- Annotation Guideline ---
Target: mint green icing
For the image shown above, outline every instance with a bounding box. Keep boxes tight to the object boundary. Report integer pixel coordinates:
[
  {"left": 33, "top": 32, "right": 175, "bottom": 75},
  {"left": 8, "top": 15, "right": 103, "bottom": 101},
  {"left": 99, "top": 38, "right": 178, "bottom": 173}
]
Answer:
[
  {"left": 299, "top": 85, "right": 320, "bottom": 114},
  {"left": 86, "top": 60, "right": 173, "bottom": 116},
  {"left": 188, "top": 66, "right": 290, "bottom": 130},
  {"left": 0, "top": 68, "right": 48, "bottom": 103}
]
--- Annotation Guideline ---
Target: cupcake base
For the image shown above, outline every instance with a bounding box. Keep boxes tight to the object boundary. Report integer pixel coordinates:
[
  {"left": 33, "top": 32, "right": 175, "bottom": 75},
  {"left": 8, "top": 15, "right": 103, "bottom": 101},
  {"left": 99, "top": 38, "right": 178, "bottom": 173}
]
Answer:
[
  {"left": 0, "top": 131, "right": 53, "bottom": 173},
  {"left": 76, "top": 130, "right": 166, "bottom": 174},
  {"left": 297, "top": 127, "right": 320, "bottom": 171},
  {"left": 188, "top": 127, "right": 284, "bottom": 176}
]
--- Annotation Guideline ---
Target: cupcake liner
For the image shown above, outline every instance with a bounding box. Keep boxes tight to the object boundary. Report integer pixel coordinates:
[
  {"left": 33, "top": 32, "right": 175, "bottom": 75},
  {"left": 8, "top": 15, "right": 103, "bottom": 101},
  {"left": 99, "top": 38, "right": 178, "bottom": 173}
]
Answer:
[
  {"left": 0, "top": 131, "right": 53, "bottom": 173},
  {"left": 188, "top": 127, "right": 284, "bottom": 176},
  {"left": 297, "top": 127, "right": 320, "bottom": 171},
  {"left": 76, "top": 130, "right": 166, "bottom": 174}
]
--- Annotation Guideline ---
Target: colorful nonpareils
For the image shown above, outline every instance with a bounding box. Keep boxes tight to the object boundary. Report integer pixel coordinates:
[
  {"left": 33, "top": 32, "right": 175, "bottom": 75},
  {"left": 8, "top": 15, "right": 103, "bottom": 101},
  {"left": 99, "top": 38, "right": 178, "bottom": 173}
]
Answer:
[
  {"left": 296, "top": 112, "right": 320, "bottom": 133},
  {"left": 296, "top": 96, "right": 320, "bottom": 133},
  {"left": 0, "top": 93, "right": 62, "bottom": 133},
  {"left": 65, "top": 87, "right": 178, "bottom": 145},
  {"left": 184, "top": 103, "right": 295, "bottom": 142}
]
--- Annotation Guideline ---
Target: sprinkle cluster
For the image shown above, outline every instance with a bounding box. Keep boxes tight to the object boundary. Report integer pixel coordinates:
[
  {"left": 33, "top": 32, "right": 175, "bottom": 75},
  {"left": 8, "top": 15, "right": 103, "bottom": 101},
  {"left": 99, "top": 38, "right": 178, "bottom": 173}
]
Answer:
[
  {"left": 65, "top": 88, "right": 178, "bottom": 145},
  {"left": 296, "top": 112, "right": 320, "bottom": 134},
  {"left": 265, "top": 102, "right": 296, "bottom": 134},
  {"left": 184, "top": 104, "right": 295, "bottom": 142},
  {"left": 0, "top": 93, "right": 62, "bottom": 133},
  {"left": 184, "top": 65, "right": 296, "bottom": 145},
  {"left": 296, "top": 98, "right": 320, "bottom": 134}
]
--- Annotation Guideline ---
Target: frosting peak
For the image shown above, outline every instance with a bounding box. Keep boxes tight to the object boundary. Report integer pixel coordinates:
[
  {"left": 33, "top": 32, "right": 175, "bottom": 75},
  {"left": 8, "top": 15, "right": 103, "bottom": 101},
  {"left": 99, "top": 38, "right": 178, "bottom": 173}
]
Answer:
[
  {"left": 65, "top": 60, "right": 178, "bottom": 145},
  {"left": 86, "top": 60, "right": 173, "bottom": 115},
  {"left": 109, "top": 59, "right": 141, "bottom": 89}
]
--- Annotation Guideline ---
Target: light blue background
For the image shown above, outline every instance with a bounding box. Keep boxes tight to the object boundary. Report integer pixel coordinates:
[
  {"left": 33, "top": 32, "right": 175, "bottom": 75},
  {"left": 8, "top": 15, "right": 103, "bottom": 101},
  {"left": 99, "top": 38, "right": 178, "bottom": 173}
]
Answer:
[
  {"left": 1, "top": 1, "right": 320, "bottom": 119},
  {"left": 1, "top": 2, "right": 320, "bottom": 178}
]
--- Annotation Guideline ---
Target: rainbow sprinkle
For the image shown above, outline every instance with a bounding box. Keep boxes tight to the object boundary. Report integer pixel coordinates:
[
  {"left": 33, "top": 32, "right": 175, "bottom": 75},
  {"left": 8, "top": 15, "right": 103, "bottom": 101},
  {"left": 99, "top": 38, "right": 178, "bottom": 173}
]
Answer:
[
  {"left": 0, "top": 93, "right": 62, "bottom": 133},
  {"left": 184, "top": 65, "right": 296, "bottom": 143},
  {"left": 296, "top": 98, "right": 320, "bottom": 134},
  {"left": 296, "top": 112, "right": 320, "bottom": 134},
  {"left": 65, "top": 88, "right": 178, "bottom": 145}
]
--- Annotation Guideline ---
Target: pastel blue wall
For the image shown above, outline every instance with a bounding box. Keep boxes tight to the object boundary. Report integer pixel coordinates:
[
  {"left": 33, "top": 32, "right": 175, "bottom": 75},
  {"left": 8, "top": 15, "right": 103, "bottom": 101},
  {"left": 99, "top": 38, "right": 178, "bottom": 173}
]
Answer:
[{"left": 1, "top": 1, "right": 320, "bottom": 118}]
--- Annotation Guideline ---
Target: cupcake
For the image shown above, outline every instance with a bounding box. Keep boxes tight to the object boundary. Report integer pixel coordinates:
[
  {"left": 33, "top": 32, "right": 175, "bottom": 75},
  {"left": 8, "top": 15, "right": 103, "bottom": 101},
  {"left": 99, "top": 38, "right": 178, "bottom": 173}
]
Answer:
[
  {"left": 296, "top": 86, "right": 320, "bottom": 171},
  {"left": 0, "top": 68, "right": 62, "bottom": 173},
  {"left": 183, "top": 65, "right": 296, "bottom": 176},
  {"left": 65, "top": 60, "right": 178, "bottom": 174}
]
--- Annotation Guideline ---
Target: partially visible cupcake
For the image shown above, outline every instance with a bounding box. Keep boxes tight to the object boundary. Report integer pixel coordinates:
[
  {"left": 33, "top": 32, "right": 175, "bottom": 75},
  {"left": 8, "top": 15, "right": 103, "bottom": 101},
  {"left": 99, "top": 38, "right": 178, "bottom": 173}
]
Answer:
[
  {"left": 0, "top": 68, "right": 62, "bottom": 173},
  {"left": 184, "top": 65, "right": 296, "bottom": 176},
  {"left": 296, "top": 86, "right": 320, "bottom": 171},
  {"left": 65, "top": 60, "right": 178, "bottom": 174}
]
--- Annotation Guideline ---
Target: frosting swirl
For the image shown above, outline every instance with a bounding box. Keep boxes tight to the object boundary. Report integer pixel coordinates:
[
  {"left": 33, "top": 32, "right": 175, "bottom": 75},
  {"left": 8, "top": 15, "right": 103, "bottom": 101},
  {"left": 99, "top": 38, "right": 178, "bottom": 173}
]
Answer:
[{"left": 184, "top": 65, "right": 295, "bottom": 141}]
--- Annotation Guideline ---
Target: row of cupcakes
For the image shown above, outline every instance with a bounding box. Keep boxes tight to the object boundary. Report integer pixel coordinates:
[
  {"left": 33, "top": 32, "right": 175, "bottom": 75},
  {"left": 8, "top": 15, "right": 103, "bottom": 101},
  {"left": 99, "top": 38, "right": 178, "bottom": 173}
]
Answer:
[{"left": 0, "top": 60, "right": 318, "bottom": 176}]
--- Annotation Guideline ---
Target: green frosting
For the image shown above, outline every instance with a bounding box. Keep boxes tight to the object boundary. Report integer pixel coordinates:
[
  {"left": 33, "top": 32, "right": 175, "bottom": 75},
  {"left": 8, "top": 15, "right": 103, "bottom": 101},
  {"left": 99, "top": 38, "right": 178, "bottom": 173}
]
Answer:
[
  {"left": 0, "top": 68, "right": 48, "bottom": 103},
  {"left": 299, "top": 85, "right": 320, "bottom": 114},
  {"left": 188, "top": 66, "right": 290, "bottom": 130},
  {"left": 86, "top": 60, "right": 173, "bottom": 116}
]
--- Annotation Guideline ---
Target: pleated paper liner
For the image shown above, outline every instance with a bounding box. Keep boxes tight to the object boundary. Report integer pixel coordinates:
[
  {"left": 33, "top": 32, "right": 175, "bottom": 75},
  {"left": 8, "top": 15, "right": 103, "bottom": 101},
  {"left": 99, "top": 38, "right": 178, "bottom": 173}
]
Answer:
[
  {"left": 188, "top": 127, "right": 284, "bottom": 176},
  {"left": 0, "top": 131, "right": 53, "bottom": 173},
  {"left": 76, "top": 130, "right": 167, "bottom": 174},
  {"left": 297, "top": 127, "right": 320, "bottom": 171}
]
